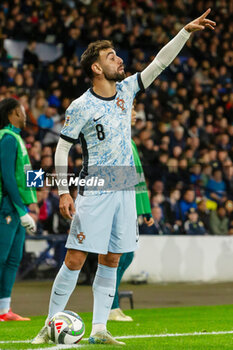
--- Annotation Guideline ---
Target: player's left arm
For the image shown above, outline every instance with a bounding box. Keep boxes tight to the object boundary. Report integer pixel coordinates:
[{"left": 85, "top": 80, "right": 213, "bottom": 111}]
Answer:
[
  {"left": 55, "top": 101, "right": 90, "bottom": 220},
  {"left": 140, "top": 8, "right": 216, "bottom": 90},
  {"left": 55, "top": 138, "right": 75, "bottom": 220}
]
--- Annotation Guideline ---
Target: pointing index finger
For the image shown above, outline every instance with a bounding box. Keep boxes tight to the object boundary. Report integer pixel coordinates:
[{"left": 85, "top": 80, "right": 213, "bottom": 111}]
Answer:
[{"left": 200, "top": 8, "right": 211, "bottom": 19}]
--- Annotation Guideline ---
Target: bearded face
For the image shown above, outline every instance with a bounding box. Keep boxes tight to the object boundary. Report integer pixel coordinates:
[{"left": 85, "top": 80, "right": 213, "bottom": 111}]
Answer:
[
  {"left": 103, "top": 69, "right": 125, "bottom": 82},
  {"left": 96, "top": 49, "right": 125, "bottom": 82}
]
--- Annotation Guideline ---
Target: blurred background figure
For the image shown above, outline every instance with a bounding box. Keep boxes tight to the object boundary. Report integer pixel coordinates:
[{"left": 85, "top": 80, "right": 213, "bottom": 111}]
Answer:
[
  {"left": 184, "top": 208, "right": 206, "bottom": 235},
  {"left": 0, "top": 98, "right": 37, "bottom": 321}
]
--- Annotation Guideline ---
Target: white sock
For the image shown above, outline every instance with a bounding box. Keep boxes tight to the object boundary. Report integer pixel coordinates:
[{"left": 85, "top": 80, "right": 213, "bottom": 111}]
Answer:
[
  {"left": 0, "top": 308, "right": 8, "bottom": 315},
  {"left": 0, "top": 297, "right": 10, "bottom": 315},
  {"left": 91, "top": 323, "right": 106, "bottom": 335},
  {"left": 91, "top": 264, "right": 117, "bottom": 336},
  {"left": 48, "top": 263, "right": 80, "bottom": 319}
]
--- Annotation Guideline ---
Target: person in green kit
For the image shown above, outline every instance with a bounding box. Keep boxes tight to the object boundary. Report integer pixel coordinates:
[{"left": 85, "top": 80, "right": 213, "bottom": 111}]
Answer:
[
  {"left": 0, "top": 98, "right": 37, "bottom": 321},
  {"left": 108, "top": 107, "right": 154, "bottom": 322}
]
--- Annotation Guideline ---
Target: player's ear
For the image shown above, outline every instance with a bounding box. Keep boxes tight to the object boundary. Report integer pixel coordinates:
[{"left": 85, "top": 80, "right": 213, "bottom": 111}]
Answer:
[
  {"left": 91, "top": 62, "right": 102, "bottom": 76},
  {"left": 9, "top": 106, "right": 20, "bottom": 123},
  {"left": 15, "top": 106, "right": 21, "bottom": 118}
]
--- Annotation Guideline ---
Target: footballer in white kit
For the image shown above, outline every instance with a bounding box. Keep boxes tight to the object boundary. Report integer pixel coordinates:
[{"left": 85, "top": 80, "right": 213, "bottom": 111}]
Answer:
[
  {"left": 61, "top": 73, "right": 143, "bottom": 254},
  {"left": 32, "top": 9, "right": 215, "bottom": 346}
]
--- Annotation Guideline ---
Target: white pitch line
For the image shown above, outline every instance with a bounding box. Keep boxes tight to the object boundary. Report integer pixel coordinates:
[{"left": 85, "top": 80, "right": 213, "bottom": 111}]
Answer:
[
  {"left": 26, "top": 346, "right": 85, "bottom": 350},
  {"left": 0, "top": 340, "right": 31, "bottom": 344},
  {"left": 1, "top": 330, "right": 233, "bottom": 347},
  {"left": 116, "top": 330, "right": 233, "bottom": 339}
]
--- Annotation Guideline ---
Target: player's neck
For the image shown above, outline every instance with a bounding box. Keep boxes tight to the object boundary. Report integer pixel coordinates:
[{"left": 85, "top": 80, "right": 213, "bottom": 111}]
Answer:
[{"left": 92, "top": 79, "right": 116, "bottom": 98}]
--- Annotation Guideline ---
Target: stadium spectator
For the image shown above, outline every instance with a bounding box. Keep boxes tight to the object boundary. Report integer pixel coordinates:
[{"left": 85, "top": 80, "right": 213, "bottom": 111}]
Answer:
[
  {"left": 169, "top": 126, "right": 186, "bottom": 152},
  {"left": 23, "top": 40, "right": 39, "bottom": 68},
  {"left": 200, "top": 164, "right": 212, "bottom": 188},
  {"left": 190, "top": 163, "right": 202, "bottom": 186},
  {"left": 176, "top": 189, "right": 197, "bottom": 222},
  {"left": 205, "top": 168, "right": 227, "bottom": 204},
  {"left": 37, "top": 106, "right": 59, "bottom": 142},
  {"left": 209, "top": 205, "right": 229, "bottom": 235},
  {"left": 163, "top": 188, "right": 182, "bottom": 233},
  {"left": 165, "top": 158, "right": 181, "bottom": 191},
  {"left": 30, "top": 92, "right": 48, "bottom": 120},
  {"left": 178, "top": 158, "right": 190, "bottom": 187},
  {"left": 141, "top": 206, "right": 171, "bottom": 235},
  {"left": 197, "top": 198, "right": 210, "bottom": 232},
  {"left": 151, "top": 180, "right": 164, "bottom": 195},
  {"left": 184, "top": 208, "right": 206, "bottom": 235}
]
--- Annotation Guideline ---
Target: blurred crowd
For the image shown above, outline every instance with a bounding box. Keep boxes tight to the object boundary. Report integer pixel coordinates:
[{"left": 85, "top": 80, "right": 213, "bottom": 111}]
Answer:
[{"left": 0, "top": 0, "right": 233, "bottom": 237}]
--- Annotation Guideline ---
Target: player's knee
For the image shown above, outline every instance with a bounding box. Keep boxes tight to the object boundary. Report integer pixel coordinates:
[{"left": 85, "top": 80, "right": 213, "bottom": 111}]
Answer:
[
  {"left": 65, "top": 250, "right": 87, "bottom": 270},
  {"left": 0, "top": 253, "right": 9, "bottom": 266},
  {"left": 99, "top": 253, "right": 122, "bottom": 267},
  {"left": 6, "top": 257, "right": 21, "bottom": 270}
]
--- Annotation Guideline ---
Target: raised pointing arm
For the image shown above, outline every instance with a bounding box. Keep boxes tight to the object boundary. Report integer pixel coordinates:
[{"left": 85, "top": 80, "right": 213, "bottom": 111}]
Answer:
[{"left": 141, "top": 8, "right": 216, "bottom": 89}]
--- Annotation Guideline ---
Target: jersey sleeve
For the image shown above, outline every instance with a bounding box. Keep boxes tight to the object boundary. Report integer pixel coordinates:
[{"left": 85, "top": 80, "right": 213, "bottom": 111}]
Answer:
[
  {"left": 0, "top": 134, "right": 27, "bottom": 217},
  {"left": 120, "top": 73, "right": 144, "bottom": 98},
  {"left": 60, "top": 100, "right": 90, "bottom": 143},
  {"left": 141, "top": 28, "right": 191, "bottom": 89}
]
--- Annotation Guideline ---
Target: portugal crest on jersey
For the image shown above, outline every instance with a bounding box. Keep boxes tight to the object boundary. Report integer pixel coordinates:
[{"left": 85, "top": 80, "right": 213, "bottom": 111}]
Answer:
[
  {"left": 116, "top": 97, "right": 125, "bottom": 111},
  {"left": 77, "top": 232, "right": 85, "bottom": 244}
]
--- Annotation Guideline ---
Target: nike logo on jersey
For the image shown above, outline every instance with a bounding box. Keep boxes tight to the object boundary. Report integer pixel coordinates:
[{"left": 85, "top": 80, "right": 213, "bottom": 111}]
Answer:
[
  {"left": 109, "top": 294, "right": 115, "bottom": 298},
  {"left": 93, "top": 115, "right": 104, "bottom": 122},
  {"left": 54, "top": 291, "right": 67, "bottom": 296}
]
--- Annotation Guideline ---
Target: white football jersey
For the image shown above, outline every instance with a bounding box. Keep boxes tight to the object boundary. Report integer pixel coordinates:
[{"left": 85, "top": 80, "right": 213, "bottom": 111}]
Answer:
[{"left": 60, "top": 73, "right": 143, "bottom": 194}]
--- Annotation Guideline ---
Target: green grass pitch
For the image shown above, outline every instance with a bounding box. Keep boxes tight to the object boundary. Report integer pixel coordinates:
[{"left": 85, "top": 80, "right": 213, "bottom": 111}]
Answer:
[{"left": 1, "top": 305, "right": 233, "bottom": 349}]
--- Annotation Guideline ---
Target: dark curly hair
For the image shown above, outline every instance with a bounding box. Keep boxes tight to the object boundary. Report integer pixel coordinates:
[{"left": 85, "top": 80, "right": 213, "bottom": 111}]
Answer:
[{"left": 0, "top": 98, "right": 20, "bottom": 129}]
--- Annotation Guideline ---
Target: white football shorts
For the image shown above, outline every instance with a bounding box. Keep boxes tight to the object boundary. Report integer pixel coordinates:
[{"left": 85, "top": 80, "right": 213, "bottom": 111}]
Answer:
[{"left": 65, "top": 190, "right": 139, "bottom": 254}]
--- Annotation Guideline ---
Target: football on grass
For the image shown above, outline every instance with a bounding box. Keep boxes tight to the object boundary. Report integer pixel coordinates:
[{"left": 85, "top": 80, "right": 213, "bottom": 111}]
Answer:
[{"left": 47, "top": 310, "right": 85, "bottom": 344}]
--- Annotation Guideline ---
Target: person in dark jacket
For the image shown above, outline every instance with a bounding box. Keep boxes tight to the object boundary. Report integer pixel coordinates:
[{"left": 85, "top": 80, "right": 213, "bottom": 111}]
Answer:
[
  {"left": 141, "top": 205, "right": 171, "bottom": 235},
  {"left": 23, "top": 40, "right": 39, "bottom": 68},
  {"left": 184, "top": 207, "right": 206, "bottom": 235}
]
